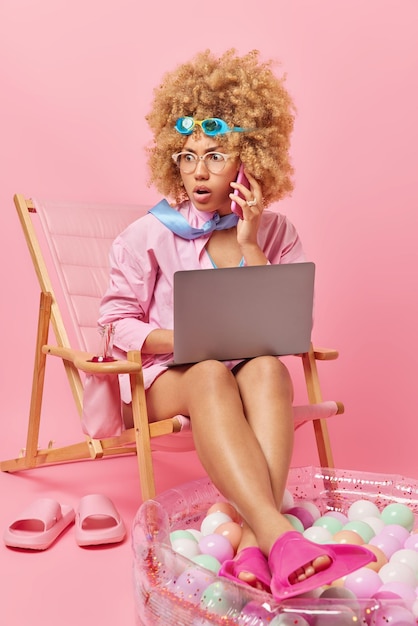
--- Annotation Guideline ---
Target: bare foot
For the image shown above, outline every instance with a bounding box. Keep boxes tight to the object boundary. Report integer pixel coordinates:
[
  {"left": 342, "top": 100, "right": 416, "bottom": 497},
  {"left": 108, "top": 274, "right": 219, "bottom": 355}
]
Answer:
[
  {"left": 288, "top": 554, "right": 331, "bottom": 584},
  {"left": 237, "top": 554, "right": 331, "bottom": 590},
  {"left": 238, "top": 570, "right": 269, "bottom": 591}
]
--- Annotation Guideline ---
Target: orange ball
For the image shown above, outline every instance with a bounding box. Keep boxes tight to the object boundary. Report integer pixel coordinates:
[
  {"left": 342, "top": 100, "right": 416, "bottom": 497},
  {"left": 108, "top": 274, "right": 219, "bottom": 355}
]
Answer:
[
  {"left": 207, "top": 501, "right": 241, "bottom": 524},
  {"left": 332, "top": 530, "right": 365, "bottom": 545},
  {"left": 363, "top": 544, "right": 388, "bottom": 572},
  {"left": 214, "top": 521, "right": 243, "bottom": 553}
]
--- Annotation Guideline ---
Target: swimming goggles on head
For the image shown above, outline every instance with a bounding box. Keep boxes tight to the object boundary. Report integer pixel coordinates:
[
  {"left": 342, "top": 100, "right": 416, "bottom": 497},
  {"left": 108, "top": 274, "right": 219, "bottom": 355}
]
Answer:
[{"left": 174, "top": 116, "right": 251, "bottom": 136}]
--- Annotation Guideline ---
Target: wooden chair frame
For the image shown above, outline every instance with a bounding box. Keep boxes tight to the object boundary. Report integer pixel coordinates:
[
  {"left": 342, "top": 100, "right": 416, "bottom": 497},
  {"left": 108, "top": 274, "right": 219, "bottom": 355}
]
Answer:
[{"left": 1, "top": 194, "right": 343, "bottom": 501}]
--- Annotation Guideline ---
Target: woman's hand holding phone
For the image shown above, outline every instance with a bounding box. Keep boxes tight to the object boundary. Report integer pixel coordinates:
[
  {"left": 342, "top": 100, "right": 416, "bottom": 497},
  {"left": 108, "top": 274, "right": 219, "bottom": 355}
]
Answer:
[
  {"left": 230, "top": 164, "right": 251, "bottom": 219},
  {"left": 230, "top": 166, "right": 267, "bottom": 264}
]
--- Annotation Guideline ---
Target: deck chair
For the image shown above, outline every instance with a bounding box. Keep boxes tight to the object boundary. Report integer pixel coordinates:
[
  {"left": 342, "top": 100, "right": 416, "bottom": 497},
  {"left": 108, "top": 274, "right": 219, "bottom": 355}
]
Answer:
[{"left": 1, "top": 194, "right": 344, "bottom": 501}]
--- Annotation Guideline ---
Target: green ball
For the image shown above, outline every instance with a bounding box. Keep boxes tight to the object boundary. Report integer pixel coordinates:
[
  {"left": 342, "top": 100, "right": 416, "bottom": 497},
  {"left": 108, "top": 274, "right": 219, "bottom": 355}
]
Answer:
[
  {"left": 313, "top": 515, "right": 343, "bottom": 535},
  {"left": 381, "top": 503, "right": 415, "bottom": 531},
  {"left": 342, "top": 520, "right": 375, "bottom": 542},
  {"left": 283, "top": 513, "right": 304, "bottom": 533},
  {"left": 191, "top": 554, "right": 221, "bottom": 574},
  {"left": 170, "top": 530, "right": 197, "bottom": 543},
  {"left": 199, "top": 581, "right": 242, "bottom": 616}
]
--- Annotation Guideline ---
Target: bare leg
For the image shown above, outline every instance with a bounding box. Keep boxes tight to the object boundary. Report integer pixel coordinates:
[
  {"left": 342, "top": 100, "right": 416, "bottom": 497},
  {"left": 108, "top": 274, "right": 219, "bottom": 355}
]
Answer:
[{"left": 146, "top": 358, "right": 330, "bottom": 585}]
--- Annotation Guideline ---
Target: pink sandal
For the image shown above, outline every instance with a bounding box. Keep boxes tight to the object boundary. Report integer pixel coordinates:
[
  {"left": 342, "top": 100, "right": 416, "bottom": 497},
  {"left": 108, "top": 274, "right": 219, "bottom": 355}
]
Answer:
[
  {"left": 219, "top": 547, "right": 271, "bottom": 592},
  {"left": 3, "top": 498, "right": 75, "bottom": 550},
  {"left": 268, "top": 530, "right": 376, "bottom": 600},
  {"left": 75, "top": 494, "right": 126, "bottom": 546}
]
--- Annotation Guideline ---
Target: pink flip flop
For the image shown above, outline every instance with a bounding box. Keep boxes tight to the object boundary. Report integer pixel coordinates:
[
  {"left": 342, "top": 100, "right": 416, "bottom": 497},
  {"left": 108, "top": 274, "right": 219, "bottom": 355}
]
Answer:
[
  {"left": 3, "top": 498, "right": 75, "bottom": 550},
  {"left": 219, "top": 547, "right": 271, "bottom": 592},
  {"left": 75, "top": 494, "right": 126, "bottom": 546},
  {"left": 268, "top": 530, "right": 376, "bottom": 600}
]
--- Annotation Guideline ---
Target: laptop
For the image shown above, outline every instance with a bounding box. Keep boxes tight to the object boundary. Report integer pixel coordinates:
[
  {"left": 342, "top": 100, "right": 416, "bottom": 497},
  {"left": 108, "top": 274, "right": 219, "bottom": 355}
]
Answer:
[{"left": 170, "top": 262, "right": 315, "bottom": 366}]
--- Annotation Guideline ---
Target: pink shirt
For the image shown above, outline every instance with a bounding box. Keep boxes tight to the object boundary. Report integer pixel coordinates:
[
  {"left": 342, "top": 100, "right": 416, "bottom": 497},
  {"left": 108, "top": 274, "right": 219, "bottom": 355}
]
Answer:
[{"left": 99, "top": 200, "right": 305, "bottom": 401}]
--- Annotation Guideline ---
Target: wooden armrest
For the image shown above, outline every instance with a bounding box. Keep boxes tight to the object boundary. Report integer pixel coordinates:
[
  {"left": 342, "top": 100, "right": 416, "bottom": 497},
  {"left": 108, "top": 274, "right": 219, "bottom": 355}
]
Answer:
[
  {"left": 294, "top": 346, "right": 339, "bottom": 360},
  {"left": 42, "top": 345, "right": 141, "bottom": 374},
  {"left": 312, "top": 347, "right": 339, "bottom": 361}
]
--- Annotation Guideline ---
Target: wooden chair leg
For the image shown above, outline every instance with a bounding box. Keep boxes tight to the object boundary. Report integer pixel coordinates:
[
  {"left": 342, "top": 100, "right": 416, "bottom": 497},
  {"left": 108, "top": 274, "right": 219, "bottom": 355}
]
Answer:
[
  {"left": 24, "top": 292, "right": 52, "bottom": 466},
  {"left": 302, "top": 345, "right": 335, "bottom": 468},
  {"left": 127, "top": 350, "right": 156, "bottom": 500}
]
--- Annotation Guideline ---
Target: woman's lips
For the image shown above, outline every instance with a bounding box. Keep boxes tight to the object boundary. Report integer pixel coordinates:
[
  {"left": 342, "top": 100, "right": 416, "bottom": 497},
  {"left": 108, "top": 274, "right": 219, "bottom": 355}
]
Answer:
[{"left": 193, "top": 188, "right": 212, "bottom": 204}]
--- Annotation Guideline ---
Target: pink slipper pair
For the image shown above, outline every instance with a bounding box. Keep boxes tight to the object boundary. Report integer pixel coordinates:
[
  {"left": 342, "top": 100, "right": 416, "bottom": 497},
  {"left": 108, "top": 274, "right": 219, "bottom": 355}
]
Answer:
[
  {"left": 3, "top": 494, "right": 126, "bottom": 550},
  {"left": 219, "top": 530, "right": 376, "bottom": 600}
]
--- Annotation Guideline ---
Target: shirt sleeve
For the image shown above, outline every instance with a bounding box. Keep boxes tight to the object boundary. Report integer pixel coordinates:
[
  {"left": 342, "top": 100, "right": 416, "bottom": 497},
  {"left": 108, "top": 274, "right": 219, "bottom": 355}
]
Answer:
[
  {"left": 98, "top": 234, "right": 158, "bottom": 353},
  {"left": 260, "top": 212, "right": 306, "bottom": 265}
]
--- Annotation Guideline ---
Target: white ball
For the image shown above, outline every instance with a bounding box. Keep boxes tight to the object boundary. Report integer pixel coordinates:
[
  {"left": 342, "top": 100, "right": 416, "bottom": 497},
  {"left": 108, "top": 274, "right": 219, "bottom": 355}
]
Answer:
[
  {"left": 200, "top": 511, "right": 232, "bottom": 536},
  {"left": 390, "top": 548, "right": 418, "bottom": 574},
  {"left": 347, "top": 499, "right": 381, "bottom": 521},
  {"left": 378, "top": 561, "right": 417, "bottom": 587},
  {"left": 296, "top": 500, "right": 322, "bottom": 522},
  {"left": 171, "top": 537, "right": 201, "bottom": 559},
  {"left": 303, "top": 525, "right": 333, "bottom": 544},
  {"left": 362, "top": 515, "right": 385, "bottom": 536}
]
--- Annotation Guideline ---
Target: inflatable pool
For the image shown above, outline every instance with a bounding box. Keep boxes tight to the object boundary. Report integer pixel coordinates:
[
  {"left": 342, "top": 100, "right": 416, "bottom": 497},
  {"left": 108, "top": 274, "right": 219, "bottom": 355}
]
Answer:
[{"left": 132, "top": 466, "right": 418, "bottom": 625}]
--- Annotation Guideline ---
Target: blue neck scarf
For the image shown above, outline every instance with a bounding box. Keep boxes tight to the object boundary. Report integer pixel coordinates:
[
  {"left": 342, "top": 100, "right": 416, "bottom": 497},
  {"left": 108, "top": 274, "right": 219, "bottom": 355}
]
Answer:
[{"left": 148, "top": 199, "right": 238, "bottom": 240}]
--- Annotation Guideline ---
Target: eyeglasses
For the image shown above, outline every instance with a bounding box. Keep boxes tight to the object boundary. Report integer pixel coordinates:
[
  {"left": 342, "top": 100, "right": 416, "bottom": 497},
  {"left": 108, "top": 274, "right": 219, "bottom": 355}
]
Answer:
[
  {"left": 172, "top": 151, "right": 233, "bottom": 174},
  {"left": 175, "top": 117, "right": 250, "bottom": 136}
]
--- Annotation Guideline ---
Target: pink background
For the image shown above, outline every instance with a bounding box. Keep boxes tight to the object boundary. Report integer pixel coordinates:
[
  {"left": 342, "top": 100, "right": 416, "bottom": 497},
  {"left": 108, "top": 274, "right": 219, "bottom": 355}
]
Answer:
[{"left": 1, "top": 1, "right": 417, "bottom": 624}]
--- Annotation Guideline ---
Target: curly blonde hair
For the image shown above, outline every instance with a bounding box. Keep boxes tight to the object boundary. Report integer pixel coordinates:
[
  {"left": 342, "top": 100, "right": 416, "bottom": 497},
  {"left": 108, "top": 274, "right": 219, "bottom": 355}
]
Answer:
[{"left": 146, "top": 49, "right": 295, "bottom": 206}]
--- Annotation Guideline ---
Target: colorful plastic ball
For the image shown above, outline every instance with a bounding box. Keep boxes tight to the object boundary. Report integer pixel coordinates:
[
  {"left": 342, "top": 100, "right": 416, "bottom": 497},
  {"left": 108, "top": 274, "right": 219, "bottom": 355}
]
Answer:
[
  {"left": 296, "top": 500, "right": 322, "bottom": 522},
  {"left": 172, "top": 566, "right": 214, "bottom": 604},
  {"left": 171, "top": 537, "right": 201, "bottom": 559},
  {"left": 404, "top": 533, "right": 418, "bottom": 552},
  {"left": 333, "top": 529, "right": 365, "bottom": 545},
  {"left": 207, "top": 501, "right": 241, "bottom": 524},
  {"left": 191, "top": 553, "right": 222, "bottom": 574},
  {"left": 369, "top": 603, "right": 416, "bottom": 625},
  {"left": 363, "top": 544, "right": 388, "bottom": 571},
  {"left": 314, "top": 515, "right": 343, "bottom": 535},
  {"left": 390, "top": 547, "right": 418, "bottom": 573},
  {"left": 347, "top": 499, "right": 381, "bottom": 521},
  {"left": 200, "top": 511, "right": 233, "bottom": 536},
  {"left": 319, "top": 586, "right": 362, "bottom": 620},
  {"left": 170, "top": 529, "right": 198, "bottom": 543},
  {"left": 378, "top": 561, "right": 417, "bottom": 587},
  {"left": 199, "top": 580, "right": 243, "bottom": 616},
  {"left": 342, "top": 520, "right": 375, "bottom": 543},
  {"left": 320, "top": 586, "right": 358, "bottom": 600},
  {"left": 285, "top": 506, "right": 315, "bottom": 529},
  {"left": 362, "top": 515, "right": 385, "bottom": 536},
  {"left": 323, "top": 510, "right": 349, "bottom": 525},
  {"left": 214, "top": 521, "right": 242, "bottom": 552},
  {"left": 198, "top": 533, "right": 234, "bottom": 564},
  {"left": 283, "top": 513, "right": 304, "bottom": 533},
  {"left": 238, "top": 601, "right": 274, "bottom": 624},
  {"left": 343, "top": 567, "right": 382, "bottom": 598},
  {"left": 369, "top": 533, "right": 402, "bottom": 559},
  {"left": 380, "top": 523, "right": 411, "bottom": 544},
  {"left": 303, "top": 525, "right": 334, "bottom": 544},
  {"left": 381, "top": 503, "right": 415, "bottom": 531},
  {"left": 374, "top": 581, "right": 417, "bottom": 612}
]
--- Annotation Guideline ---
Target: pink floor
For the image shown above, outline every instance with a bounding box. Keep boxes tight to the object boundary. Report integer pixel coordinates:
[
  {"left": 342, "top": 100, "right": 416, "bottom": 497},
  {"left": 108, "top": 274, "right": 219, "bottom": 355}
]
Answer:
[{"left": 0, "top": 449, "right": 207, "bottom": 625}]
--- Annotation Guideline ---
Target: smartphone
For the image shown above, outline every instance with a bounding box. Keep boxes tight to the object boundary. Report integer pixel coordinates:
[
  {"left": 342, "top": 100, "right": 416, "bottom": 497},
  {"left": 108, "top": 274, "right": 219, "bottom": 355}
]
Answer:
[{"left": 231, "top": 164, "right": 250, "bottom": 218}]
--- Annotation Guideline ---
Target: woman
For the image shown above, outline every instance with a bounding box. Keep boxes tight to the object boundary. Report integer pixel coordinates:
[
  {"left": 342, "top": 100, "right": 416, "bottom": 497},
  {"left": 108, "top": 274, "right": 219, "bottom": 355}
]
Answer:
[{"left": 99, "top": 49, "right": 373, "bottom": 599}]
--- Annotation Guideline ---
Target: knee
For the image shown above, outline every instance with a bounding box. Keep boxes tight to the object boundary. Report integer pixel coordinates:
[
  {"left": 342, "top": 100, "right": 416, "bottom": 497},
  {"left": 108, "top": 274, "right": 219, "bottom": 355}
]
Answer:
[
  {"left": 244, "top": 356, "right": 293, "bottom": 394},
  {"left": 186, "top": 359, "right": 236, "bottom": 392}
]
